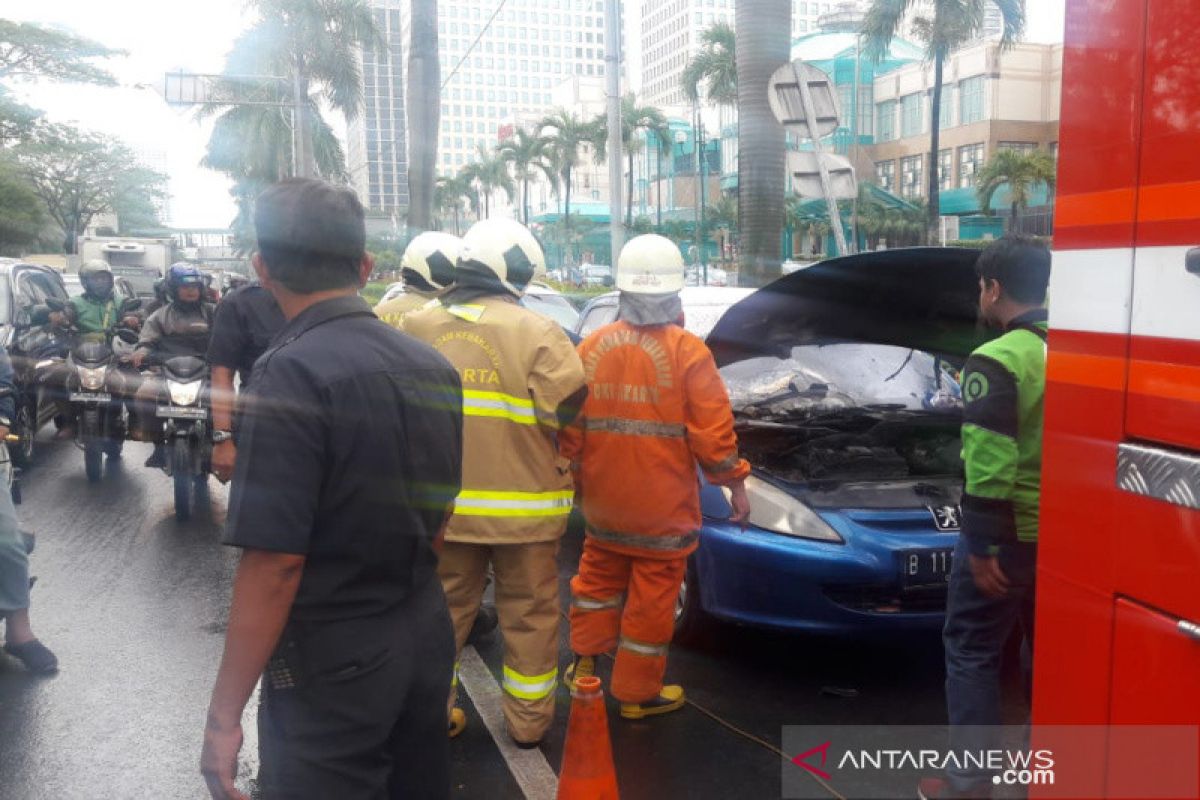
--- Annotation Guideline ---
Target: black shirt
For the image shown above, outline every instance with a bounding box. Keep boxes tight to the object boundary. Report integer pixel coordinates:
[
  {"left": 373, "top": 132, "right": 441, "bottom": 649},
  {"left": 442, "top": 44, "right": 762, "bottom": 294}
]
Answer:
[
  {"left": 207, "top": 285, "right": 287, "bottom": 386},
  {"left": 223, "top": 295, "right": 463, "bottom": 623}
]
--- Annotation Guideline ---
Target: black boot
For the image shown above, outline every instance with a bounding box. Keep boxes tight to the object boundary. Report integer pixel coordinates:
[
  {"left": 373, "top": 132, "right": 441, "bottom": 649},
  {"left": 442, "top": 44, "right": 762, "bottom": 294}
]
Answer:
[
  {"left": 144, "top": 443, "right": 167, "bottom": 469},
  {"left": 467, "top": 604, "right": 499, "bottom": 644}
]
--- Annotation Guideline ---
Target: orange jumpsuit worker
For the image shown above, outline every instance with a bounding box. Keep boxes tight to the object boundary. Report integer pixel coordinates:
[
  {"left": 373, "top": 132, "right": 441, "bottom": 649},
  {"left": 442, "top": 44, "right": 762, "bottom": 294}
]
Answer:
[
  {"left": 401, "top": 218, "right": 586, "bottom": 747},
  {"left": 560, "top": 234, "right": 751, "bottom": 719}
]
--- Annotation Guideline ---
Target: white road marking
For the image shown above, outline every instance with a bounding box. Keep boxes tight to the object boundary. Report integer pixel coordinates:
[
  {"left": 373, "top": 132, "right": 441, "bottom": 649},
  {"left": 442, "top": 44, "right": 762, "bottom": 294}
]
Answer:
[{"left": 457, "top": 646, "right": 559, "bottom": 800}]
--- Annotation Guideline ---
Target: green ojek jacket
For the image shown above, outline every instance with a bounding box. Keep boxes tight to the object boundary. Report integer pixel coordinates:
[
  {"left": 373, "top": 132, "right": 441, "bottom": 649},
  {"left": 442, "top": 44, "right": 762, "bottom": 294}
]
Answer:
[
  {"left": 70, "top": 292, "right": 127, "bottom": 338},
  {"left": 960, "top": 308, "right": 1048, "bottom": 556}
]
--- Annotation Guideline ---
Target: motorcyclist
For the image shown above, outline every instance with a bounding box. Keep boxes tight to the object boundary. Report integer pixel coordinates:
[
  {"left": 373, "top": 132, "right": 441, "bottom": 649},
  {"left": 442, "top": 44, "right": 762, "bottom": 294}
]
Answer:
[
  {"left": 131, "top": 264, "right": 215, "bottom": 468},
  {"left": 67, "top": 260, "right": 141, "bottom": 341}
]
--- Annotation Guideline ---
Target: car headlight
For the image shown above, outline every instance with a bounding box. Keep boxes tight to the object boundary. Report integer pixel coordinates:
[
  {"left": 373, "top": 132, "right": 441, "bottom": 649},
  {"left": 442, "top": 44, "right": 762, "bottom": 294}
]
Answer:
[
  {"left": 77, "top": 366, "right": 108, "bottom": 391},
  {"left": 167, "top": 380, "right": 202, "bottom": 407},
  {"left": 723, "top": 475, "right": 844, "bottom": 543}
]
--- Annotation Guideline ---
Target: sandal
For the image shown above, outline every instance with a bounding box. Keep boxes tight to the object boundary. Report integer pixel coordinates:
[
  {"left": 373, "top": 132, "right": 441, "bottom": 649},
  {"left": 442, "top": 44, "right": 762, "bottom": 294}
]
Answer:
[{"left": 5, "top": 639, "right": 59, "bottom": 674}]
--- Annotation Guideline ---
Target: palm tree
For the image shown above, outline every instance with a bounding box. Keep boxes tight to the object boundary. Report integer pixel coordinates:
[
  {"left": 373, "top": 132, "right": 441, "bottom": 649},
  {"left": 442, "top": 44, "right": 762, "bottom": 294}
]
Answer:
[
  {"left": 681, "top": 21, "right": 738, "bottom": 107},
  {"left": 435, "top": 174, "right": 475, "bottom": 235},
  {"left": 539, "top": 109, "right": 606, "bottom": 249},
  {"left": 498, "top": 129, "right": 558, "bottom": 225},
  {"left": 862, "top": 0, "right": 1023, "bottom": 244},
  {"left": 976, "top": 148, "right": 1057, "bottom": 233},
  {"left": 621, "top": 95, "right": 671, "bottom": 229},
  {"left": 736, "top": 0, "right": 791, "bottom": 287},
  {"left": 407, "top": 0, "right": 440, "bottom": 232},
  {"left": 461, "top": 145, "right": 516, "bottom": 220}
]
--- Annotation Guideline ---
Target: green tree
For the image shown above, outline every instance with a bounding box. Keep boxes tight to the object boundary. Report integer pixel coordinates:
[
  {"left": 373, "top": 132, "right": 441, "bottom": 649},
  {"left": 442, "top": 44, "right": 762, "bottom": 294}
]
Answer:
[
  {"left": 498, "top": 129, "right": 557, "bottom": 225},
  {"left": 0, "top": 19, "right": 120, "bottom": 85},
  {"left": 736, "top": 0, "right": 790, "bottom": 286},
  {"left": 539, "top": 109, "right": 606, "bottom": 240},
  {"left": 681, "top": 21, "right": 738, "bottom": 107},
  {"left": 0, "top": 160, "right": 46, "bottom": 255},
  {"left": 862, "top": 0, "right": 1023, "bottom": 243},
  {"left": 621, "top": 95, "right": 670, "bottom": 229},
  {"left": 9, "top": 125, "right": 167, "bottom": 253},
  {"left": 435, "top": 174, "right": 475, "bottom": 235},
  {"left": 976, "top": 148, "right": 1057, "bottom": 233},
  {"left": 460, "top": 145, "right": 515, "bottom": 219},
  {"left": 406, "top": 0, "right": 440, "bottom": 232}
]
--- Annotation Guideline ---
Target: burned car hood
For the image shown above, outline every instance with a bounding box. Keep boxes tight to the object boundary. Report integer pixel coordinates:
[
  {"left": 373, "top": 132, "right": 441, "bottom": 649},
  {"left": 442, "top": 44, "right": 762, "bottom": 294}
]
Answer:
[{"left": 707, "top": 247, "right": 989, "bottom": 368}]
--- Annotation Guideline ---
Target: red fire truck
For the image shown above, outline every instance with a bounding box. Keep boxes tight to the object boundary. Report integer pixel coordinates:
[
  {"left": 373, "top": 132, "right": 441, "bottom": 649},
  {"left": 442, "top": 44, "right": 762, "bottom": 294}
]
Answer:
[{"left": 1034, "top": 0, "right": 1200, "bottom": 788}]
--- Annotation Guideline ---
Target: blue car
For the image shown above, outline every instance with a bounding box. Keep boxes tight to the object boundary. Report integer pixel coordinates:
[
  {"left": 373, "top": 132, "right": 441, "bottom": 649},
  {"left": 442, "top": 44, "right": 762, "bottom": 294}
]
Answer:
[{"left": 675, "top": 247, "right": 991, "bottom": 639}]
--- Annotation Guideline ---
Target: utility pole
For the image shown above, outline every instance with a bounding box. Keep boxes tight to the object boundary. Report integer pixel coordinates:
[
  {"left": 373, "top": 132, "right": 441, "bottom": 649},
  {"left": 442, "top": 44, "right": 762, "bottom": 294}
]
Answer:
[
  {"left": 292, "top": 58, "right": 313, "bottom": 179},
  {"left": 695, "top": 105, "right": 708, "bottom": 284},
  {"left": 605, "top": 0, "right": 624, "bottom": 274}
]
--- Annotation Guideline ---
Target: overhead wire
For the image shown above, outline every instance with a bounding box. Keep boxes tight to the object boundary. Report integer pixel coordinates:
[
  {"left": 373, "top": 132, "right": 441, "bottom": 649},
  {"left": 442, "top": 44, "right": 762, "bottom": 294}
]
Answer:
[{"left": 441, "top": 0, "right": 510, "bottom": 91}]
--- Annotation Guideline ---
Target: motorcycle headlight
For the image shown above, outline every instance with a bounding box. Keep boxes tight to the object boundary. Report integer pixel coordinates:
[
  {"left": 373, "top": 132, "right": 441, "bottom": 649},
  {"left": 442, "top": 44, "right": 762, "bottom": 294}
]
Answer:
[
  {"left": 723, "top": 475, "right": 844, "bottom": 543},
  {"left": 167, "top": 380, "right": 202, "bottom": 407},
  {"left": 77, "top": 366, "right": 108, "bottom": 391}
]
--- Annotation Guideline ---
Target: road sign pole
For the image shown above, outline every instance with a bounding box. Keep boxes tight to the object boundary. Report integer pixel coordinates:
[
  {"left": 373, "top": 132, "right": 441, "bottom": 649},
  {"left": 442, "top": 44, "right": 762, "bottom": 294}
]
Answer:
[{"left": 791, "top": 62, "right": 848, "bottom": 256}]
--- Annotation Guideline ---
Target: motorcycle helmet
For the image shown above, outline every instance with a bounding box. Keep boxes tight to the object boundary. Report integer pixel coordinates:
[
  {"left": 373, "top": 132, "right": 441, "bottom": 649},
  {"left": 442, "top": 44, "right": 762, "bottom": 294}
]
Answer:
[
  {"left": 79, "top": 259, "right": 116, "bottom": 300},
  {"left": 166, "top": 263, "right": 205, "bottom": 302},
  {"left": 402, "top": 232, "right": 462, "bottom": 292},
  {"left": 455, "top": 218, "right": 546, "bottom": 298},
  {"left": 616, "top": 235, "right": 686, "bottom": 295}
]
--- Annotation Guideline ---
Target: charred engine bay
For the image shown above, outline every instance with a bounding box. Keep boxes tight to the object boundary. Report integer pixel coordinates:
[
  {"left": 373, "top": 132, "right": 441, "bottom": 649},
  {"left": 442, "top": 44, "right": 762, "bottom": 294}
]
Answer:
[{"left": 735, "top": 410, "right": 963, "bottom": 484}]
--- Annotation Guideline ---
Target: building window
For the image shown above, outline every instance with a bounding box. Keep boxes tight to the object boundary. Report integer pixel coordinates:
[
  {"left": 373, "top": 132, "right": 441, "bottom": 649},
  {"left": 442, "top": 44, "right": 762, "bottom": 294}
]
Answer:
[
  {"left": 875, "top": 160, "right": 895, "bottom": 193},
  {"left": 960, "top": 76, "right": 985, "bottom": 125},
  {"left": 900, "top": 154, "right": 924, "bottom": 199},
  {"left": 900, "top": 93, "right": 924, "bottom": 138},
  {"left": 998, "top": 141, "right": 1037, "bottom": 155},
  {"left": 938, "top": 149, "right": 953, "bottom": 191},
  {"left": 938, "top": 86, "right": 954, "bottom": 129},
  {"left": 1049, "top": 141, "right": 1059, "bottom": 160},
  {"left": 958, "top": 143, "right": 985, "bottom": 188},
  {"left": 876, "top": 100, "right": 896, "bottom": 143}
]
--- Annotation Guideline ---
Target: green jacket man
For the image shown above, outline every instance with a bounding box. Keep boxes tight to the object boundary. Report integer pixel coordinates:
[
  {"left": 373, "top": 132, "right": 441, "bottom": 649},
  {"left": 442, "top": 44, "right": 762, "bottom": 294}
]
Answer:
[{"left": 68, "top": 260, "right": 138, "bottom": 340}]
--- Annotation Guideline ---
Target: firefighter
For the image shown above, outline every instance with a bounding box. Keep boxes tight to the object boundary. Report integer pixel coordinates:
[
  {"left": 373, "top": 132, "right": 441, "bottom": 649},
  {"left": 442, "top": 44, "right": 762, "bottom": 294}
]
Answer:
[
  {"left": 919, "top": 235, "right": 1051, "bottom": 800},
  {"left": 374, "top": 231, "right": 460, "bottom": 326},
  {"left": 560, "top": 234, "right": 751, "bottom": 720},
  {"left": 400, "top": 218, "right": 586, "bottom": 747}
]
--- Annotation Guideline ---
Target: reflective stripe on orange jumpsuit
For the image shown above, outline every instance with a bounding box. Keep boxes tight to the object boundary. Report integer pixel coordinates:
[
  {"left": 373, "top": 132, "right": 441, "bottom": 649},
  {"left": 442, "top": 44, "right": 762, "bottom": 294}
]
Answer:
[
  {"left": 559, "top": 320, "right": 749, "bottom": 704},
  {"left": 401, "top": 295, "right": 586, "bottom": 742}
]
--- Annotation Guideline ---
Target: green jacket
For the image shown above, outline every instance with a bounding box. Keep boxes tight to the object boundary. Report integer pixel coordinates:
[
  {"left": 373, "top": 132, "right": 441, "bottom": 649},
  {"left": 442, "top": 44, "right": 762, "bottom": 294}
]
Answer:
[
  {"left": 960, "top": 309, "right": 1048, "bottom": 556},
  {"left": 70, "top": 292, "right": 127, "bottom": 337}
]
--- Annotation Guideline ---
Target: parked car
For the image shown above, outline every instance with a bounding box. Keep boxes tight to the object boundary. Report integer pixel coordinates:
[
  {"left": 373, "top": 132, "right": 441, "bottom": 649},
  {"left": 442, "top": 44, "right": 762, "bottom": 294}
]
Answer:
[
  {"left": 676, "top": 247, "right": 990, "bottom": 639},
  {"left": 581, "top": 264, "right": 612, "bottom": 287},
  {"left": 523, "top": 282, "right": 581, "bottom": 333},
  {"left": 62, "top": 272, "right": 138, "bottom": 302},
  {"left": 0, "top": 260, "right": 75, "bottom": 465},
  {"left": 685, "top": 265, "right": 729, "bottom": 287},
  {"left": 574, "top": 286, "right": 755, "bottom": 340}
]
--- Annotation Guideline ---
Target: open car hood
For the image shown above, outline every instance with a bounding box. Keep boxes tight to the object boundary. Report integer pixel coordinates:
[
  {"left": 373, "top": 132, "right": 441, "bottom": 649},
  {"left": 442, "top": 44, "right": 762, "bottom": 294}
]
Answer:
[{"left": 707, "top": 248, "right": 990, "bottom": 368}]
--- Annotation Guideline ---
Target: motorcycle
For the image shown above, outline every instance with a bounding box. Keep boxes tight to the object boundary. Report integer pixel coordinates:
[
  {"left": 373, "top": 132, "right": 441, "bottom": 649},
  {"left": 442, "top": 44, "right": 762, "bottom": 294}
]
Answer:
[
  {"left": 148, "top": 354, "right": 212, "bottom": 522},
  {"left": 66, "top": 325, "right": 141, "bottom": 482}
]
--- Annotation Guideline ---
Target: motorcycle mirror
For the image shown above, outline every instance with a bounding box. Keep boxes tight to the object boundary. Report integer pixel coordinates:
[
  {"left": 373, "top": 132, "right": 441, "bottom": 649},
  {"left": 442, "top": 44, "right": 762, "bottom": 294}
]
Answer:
[
  {"left": 116, "top": 328, "right": 140, "bottom": 344},
  {"left": 122, "top": 298, "right": 143, "bottom": 312}
]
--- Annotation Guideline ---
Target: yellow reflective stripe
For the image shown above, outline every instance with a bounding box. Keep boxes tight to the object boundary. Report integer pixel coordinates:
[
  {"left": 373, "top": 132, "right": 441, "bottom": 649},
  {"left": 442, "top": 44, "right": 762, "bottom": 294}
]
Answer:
[
  {"left": 454, "top": 489, "right": 575, "bottom": 518},
  {"left": 502, "top": 665, "right": 558, "bottom": 700},
  {"left": 462, "top": 390, "right": 538, "bottom": 425},
  {"left": 446, "top": 303, "right": 486, "bottom": 322},
  {"left": 452, "top": 662, "right": 459, "bottom": 688},
  {"left": 619, "top": 635, "right": 669, "bottom": 657}
]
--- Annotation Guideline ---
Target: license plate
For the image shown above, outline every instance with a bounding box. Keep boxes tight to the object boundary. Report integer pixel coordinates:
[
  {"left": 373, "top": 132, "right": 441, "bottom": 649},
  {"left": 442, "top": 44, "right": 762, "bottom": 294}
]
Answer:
[
  {"left": 899, "top": 548, "right": 953, "bottom": 586},
  {"left": 70, "top": 392, "right": 111, "bottom": 403},
  {"left": 156, "top": 406, "right": 207, "bottom": 419}
]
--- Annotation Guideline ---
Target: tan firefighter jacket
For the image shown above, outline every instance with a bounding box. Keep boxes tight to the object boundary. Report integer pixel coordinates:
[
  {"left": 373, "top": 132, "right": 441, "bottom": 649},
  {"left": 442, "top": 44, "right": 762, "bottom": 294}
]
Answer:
[
  {"left": 374, "top": 289, "right": 440, "bottom": 329},
  {"left": 401, "top": 294, "right": 586, "bottom": 544}
]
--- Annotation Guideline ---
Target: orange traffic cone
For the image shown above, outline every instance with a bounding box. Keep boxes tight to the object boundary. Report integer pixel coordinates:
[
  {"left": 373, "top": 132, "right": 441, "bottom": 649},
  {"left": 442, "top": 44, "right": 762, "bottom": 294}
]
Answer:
[{"left": 556, "top": 675, "right": 620, "bottom": 800}]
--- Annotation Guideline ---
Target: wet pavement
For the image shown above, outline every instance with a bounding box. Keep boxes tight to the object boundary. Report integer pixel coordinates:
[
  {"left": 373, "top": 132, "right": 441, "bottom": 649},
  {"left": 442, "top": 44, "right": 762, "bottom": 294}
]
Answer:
[{"left": 0, "top": 433, "right": 964, "bottom": 800}]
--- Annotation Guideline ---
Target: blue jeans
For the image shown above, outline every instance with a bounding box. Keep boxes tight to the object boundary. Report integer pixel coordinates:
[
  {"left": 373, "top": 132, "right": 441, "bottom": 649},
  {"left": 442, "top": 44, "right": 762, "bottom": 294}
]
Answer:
[{"left": 943, "top": 536, "right": 1037, "bottom": 794}]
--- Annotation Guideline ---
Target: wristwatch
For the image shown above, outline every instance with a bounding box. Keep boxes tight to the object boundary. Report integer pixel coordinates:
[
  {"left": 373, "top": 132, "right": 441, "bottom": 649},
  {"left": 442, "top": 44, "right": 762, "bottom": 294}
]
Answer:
[{"left": 212, "top": 430, "right": 233, "bottom": 444}]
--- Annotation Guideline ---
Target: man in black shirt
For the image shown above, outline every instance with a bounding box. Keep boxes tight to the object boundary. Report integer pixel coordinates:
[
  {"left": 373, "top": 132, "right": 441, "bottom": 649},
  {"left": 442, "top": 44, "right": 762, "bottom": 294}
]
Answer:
[
  {"left": 200, "top": 179, "right": 463, "bottom": 800},
  {"left": 206, "top": 282, "right": 286, "bottom": 482}
]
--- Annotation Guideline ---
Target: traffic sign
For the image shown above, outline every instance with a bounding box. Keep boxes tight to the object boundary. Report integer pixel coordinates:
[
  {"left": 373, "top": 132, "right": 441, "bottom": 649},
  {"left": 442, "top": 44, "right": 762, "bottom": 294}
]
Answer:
[
  {"left": 768, "top": 61, "right": 841, "bottom": 139},
  {"left": 789, "top": 152, "right": 857, "bottom": 200}
]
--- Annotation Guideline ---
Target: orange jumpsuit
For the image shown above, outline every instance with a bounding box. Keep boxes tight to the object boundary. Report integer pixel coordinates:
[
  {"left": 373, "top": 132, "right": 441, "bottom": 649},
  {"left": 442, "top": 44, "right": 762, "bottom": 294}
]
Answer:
[{"left": 560, "top": 320, "right": 749, "bottom": 703}]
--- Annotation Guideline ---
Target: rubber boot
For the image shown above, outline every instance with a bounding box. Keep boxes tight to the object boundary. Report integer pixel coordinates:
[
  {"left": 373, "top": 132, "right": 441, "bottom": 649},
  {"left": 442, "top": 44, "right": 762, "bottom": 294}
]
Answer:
[
  {"left": 448, "top": 708, "right": 466, "bottom": 738},
  {"left": 564, "top": 654, "right": 596, "bottom": 692},
  {"left": 144, "top": 443, "right": 167, "bottom": 469},
  {"left": 619, "top": 685, "right": 685, "bottom": 720}
]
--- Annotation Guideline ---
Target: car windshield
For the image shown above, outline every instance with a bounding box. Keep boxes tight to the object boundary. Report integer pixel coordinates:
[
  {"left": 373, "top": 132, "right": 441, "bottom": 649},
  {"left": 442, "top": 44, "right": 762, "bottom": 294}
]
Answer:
[
  {"left": 522, "top": 292, "right": 580, "bottom": 330},
  {"left": 721, "top": 341, "right": 961, "bottom": 421}
]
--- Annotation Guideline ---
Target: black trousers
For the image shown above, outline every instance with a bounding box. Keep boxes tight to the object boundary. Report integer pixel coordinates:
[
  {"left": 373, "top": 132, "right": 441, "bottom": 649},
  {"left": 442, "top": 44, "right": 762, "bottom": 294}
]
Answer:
[{"left": 258, "top": 576, "right": 455, "bottom": 800}]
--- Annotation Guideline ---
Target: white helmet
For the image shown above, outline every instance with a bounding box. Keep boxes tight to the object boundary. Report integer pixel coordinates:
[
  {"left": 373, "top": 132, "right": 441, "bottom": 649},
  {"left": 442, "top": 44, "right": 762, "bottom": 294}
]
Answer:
[
  {"left": 402, "top": 232, "right": 462, "bottom": 291},
  {"left": 456, "top": 218, "right": 546, "bottom": 298},
  {"left": 616, "top": 234, "right": 685, "bottom": 295}
]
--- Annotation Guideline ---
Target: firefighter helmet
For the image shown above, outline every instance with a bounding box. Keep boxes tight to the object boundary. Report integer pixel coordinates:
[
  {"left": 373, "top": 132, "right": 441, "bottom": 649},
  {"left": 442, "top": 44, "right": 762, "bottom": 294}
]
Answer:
[
  {"left": 456, "top": 218, "right": 546, "bottom": 298},
  {"left": 616, "top": 234, "right": 686, "bottom": 295},
  {"left": 402, "top": 232, "right": 462, "bottom": 291}
]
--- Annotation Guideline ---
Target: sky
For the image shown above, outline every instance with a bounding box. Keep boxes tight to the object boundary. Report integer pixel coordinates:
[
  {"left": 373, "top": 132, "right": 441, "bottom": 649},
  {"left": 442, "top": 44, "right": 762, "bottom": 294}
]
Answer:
[{"left": 6, "top": 0, "right": 1067, "bottom": 231}]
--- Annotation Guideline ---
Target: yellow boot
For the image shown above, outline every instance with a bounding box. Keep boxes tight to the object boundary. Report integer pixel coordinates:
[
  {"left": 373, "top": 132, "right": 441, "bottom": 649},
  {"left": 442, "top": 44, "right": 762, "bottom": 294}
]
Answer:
[
  {"left": 619, "top": 685, "right": 685, "bottom": 720},
  {"left": 448, "top": 708, "right": 467, "bottom": 738},
  {"left": 563, "top": 654, "right": 595, "bottom": 692}
]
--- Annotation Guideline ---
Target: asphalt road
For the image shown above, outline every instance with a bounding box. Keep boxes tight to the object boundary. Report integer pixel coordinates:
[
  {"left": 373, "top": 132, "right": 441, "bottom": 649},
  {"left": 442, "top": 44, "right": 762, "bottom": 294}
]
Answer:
[{"left": 0, "top": 433, "right": 972, "bottom": 800}]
